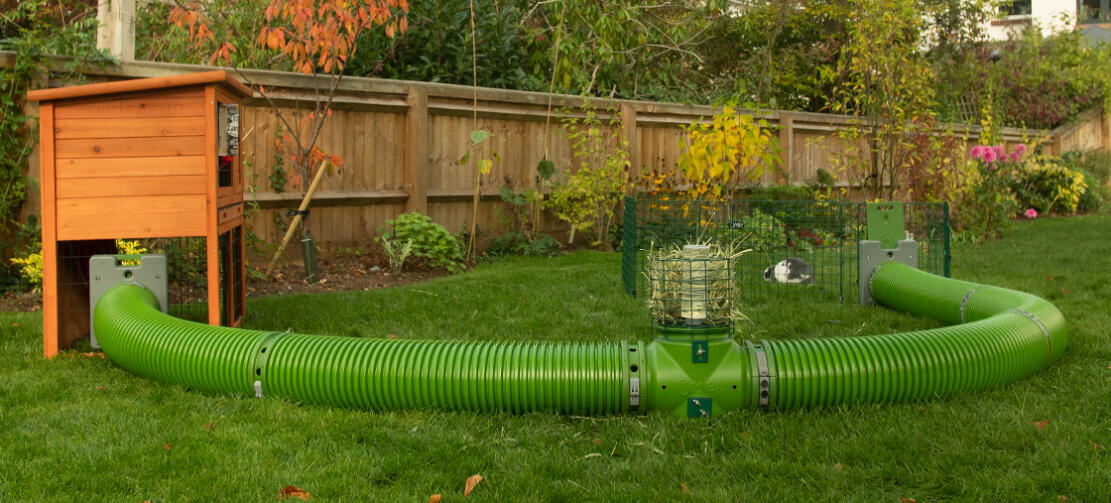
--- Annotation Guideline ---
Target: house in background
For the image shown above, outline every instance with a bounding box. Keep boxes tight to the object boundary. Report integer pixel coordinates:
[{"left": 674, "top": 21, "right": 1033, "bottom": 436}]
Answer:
[{"left": 986, "top": 0, "right": 1111, "bottom": 43}]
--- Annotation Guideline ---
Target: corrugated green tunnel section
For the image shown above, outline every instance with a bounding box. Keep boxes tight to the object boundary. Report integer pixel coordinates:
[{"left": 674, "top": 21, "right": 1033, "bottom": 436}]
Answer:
[
  {"left": 93, "top": 285, "right": 631, "bottom": 414},
  {"left": 92, "top": 260, "right": 1066, "bottom": 415},
  {"left": 757, "top": 261, "right": 1067, "bottom": 410}
]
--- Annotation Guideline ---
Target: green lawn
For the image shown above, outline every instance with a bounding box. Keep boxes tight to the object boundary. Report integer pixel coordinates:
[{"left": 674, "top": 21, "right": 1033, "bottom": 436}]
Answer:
[{"left": 2, "top": 215, "right": 1109, "bottom": 502}]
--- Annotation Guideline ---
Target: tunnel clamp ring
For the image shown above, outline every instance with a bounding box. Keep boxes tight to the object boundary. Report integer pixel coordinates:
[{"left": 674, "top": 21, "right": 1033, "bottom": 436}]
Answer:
[
  {"left": 251, "top": 329, "right": 291, "bottom": 398},
  {"left": 960, "top": 288, "right": 978, "bottom": 323},
  {"left": 1008, "top": 308, "right": 1053, "bottom": 359}
]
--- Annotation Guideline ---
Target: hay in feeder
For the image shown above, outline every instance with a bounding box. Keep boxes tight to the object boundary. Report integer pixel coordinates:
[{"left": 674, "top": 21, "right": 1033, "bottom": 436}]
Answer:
[{"left": 644, "top": 239, "right": 750, "bottom": 328}]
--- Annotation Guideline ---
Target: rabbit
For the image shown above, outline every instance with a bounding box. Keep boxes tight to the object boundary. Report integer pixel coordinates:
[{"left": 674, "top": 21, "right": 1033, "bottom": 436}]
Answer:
[{"left": 763, "top": 257, "right": 815, "bottom": 284}]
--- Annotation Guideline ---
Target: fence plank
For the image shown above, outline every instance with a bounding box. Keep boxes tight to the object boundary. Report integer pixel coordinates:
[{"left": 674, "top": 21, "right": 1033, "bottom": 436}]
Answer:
[{"left": 405, "top": 86, "right": 429, "bottom": 213}]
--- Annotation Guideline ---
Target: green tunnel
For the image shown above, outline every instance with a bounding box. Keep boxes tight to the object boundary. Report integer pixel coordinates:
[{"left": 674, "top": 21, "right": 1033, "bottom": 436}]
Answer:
[{"left": 92, "top": 261, "right": 1067, "bottom": 417}]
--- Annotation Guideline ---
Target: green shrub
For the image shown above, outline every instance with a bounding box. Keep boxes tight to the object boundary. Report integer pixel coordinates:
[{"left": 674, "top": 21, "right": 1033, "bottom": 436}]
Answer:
[
  {"left": 1074, "top": 151, "right": 1111, "bottom": 186},
  {"left": 741, "top": 185, "right": 816, "bottom": 201},
  {"left": 485, "top": 232, "right": 562, "bottom": 258},
  {"left": 1068, "top": 151, "right": 1111, "bottom": 213},
  {"left": 380, "top": 237, "right": 414, "bottom": 275},
  {"left": 9, "top": 251, "right": 42, "bottom": 292},
  {"left": 379, "top": 213, "right": 464, "bottom": 273},
  {"left": 989, "top": 29, "right": 1110, "bottom": 129},
  {"left": 548, "top": 101, "right": 629, "bottom": 249},
  {"left": 1075, "top": 171, "right": 1104, "bottom": 213},
  {"left": 2, "top": 216, "right": 40, "bottom": 292},
  {"left": 954, "top": 145, "right": 1021, "bottom": 241},
  {"left": 734, "top": 209, "right": 787, "bottom": 253},
  {"left": 1010, "top": 157, "right": 1087, "bottom": 215}
]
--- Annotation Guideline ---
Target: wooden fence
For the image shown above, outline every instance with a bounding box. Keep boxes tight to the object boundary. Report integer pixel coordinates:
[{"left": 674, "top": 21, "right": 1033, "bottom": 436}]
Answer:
[{"left": 9, "top": 53, "right": 1110, "bottom": 255}]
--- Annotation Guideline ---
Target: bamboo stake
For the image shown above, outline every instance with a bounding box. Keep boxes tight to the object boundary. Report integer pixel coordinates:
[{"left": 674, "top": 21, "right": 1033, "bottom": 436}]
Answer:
[
  {"left": 542, "top": 4, "right": 563, "bottom": 160},
  {"left": 467, "top": 0, "right": 479, "bottom": 261},
  {"left": 262, "top": 160, "right": 330, "bottom": 279},
  {"left": 535, "top": 3, "right": 564, "bottom": 233}
]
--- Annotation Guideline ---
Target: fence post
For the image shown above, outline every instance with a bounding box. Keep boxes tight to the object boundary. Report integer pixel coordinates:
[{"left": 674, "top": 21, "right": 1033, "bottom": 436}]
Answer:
[
  {"left": 405, "top": 85, "right": 429, "bottom": 214},
  {"left": 96, "top": 0, "right": 135, "bottom": 62},
  {"left": 620, "top": 103, "right": 639, "bottom": 177},
  {"left": 1102, "top": 106, "right": 1110, "bottom": 152},
  {"left": 777, "top": 111, "right": 794, "bottom": 185}
]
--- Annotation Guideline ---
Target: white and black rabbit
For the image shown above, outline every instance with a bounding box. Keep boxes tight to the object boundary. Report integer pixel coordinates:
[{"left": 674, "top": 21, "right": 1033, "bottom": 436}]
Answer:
[{"left": 763, "top": 257, "right": 814, "bottom": 284}]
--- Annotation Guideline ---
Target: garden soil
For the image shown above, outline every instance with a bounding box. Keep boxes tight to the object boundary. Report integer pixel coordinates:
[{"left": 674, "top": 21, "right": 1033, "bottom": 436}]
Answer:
[{"left": 0, "top": 254, "right": 448, "bottom": 313}]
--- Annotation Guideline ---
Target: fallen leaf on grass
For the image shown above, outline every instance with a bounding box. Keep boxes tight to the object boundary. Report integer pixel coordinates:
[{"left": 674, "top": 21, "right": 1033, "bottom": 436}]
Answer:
[
  {"left": 1061, "top": 288, "right": 1069, "bottom": 295},
  {"left": 592, "top": 438, "right": 602, "bottom": 445},
  {"left": 833, "top": 463, "right": 843, "bottom": 470},
  {"left": 1091, "top": 441, "right": 1103, "bottom": 451},
  {"left": 276, "top": 485, "right": 311, "bottom": 500},
  {"left": 428, "top": 495, "right": 441, "bottom": 503},
  {"left": 95, "top": 385, "right": 108, "bottom": 391},
  {"left": 680, "top": 483, "right": 690, "bottom": 494},
  {"left": 10, "top": 323, "right": 17, "bottom": 327},
  {"left": 1031, "top": 420, "right": 1051, "bottom": 430},
  {"left": 463, "top": 474, "right": 483, "bottom": 497},
  {"left": 1058, "top": 496, "right": 1068, "bottom": 502},
  {"left": 163, "top": 443, "right": 173, "bottom": 451},
  {"left": 60, "top": 352, "right": 105, "bottom": 359},
  {"left": 205, "top": 422, "right": 215, "bottom": 431},
  {"left": 900, "top": 498, "right": 916, "bottom": 503},
  {"left": 387, "top": 333, "right": 399, "bottom": 339}
]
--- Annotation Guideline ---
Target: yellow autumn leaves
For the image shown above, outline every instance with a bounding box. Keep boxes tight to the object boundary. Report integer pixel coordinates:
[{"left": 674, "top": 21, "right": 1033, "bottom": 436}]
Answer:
[{"left": 677, "top": 106, "right": 780, "bottom": 198}]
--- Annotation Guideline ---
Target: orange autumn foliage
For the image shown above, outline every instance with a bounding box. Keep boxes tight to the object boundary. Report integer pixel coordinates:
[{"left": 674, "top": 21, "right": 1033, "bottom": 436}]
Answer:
[
  {"left": 257, "top": 0, "right": 408, "bottom": 74},
  {"left": 171, "top": 0, "right": 408, "bottom": 72},
  {"left": 168, "top": 0, "right": 408, "bottom": 196}
]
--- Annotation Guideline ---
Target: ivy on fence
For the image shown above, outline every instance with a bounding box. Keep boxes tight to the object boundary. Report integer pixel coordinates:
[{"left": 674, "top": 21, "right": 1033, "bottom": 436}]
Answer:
[{"left": 0, "top": 0, "right": 113, "bottom": 289}]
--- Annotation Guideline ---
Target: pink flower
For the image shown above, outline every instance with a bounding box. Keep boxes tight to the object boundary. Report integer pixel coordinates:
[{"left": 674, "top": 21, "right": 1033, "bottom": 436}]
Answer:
[
  {"left": 993, "top": 145, "right": 1005, "bottom": 158},
  {"left": 1010, "top": 152, "right": 1021, "bottom": 162},
  {"left": 982, "top": 148, "right": 998, "bottom": 163},
  {"left": 970, "top": 146, "right": 985, "bottom": 159},
  {"left": 1014, "top": 143, "right": 1027, "bottom": 156},
  {"left": 1025, "top": 208, "right": 1038, "bottom": 219}
]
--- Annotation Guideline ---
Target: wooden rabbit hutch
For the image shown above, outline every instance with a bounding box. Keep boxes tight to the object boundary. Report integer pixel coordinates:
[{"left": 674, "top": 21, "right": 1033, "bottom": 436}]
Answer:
[{"left": 29, "top": 71, "right": 252, "bottom": 357}]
